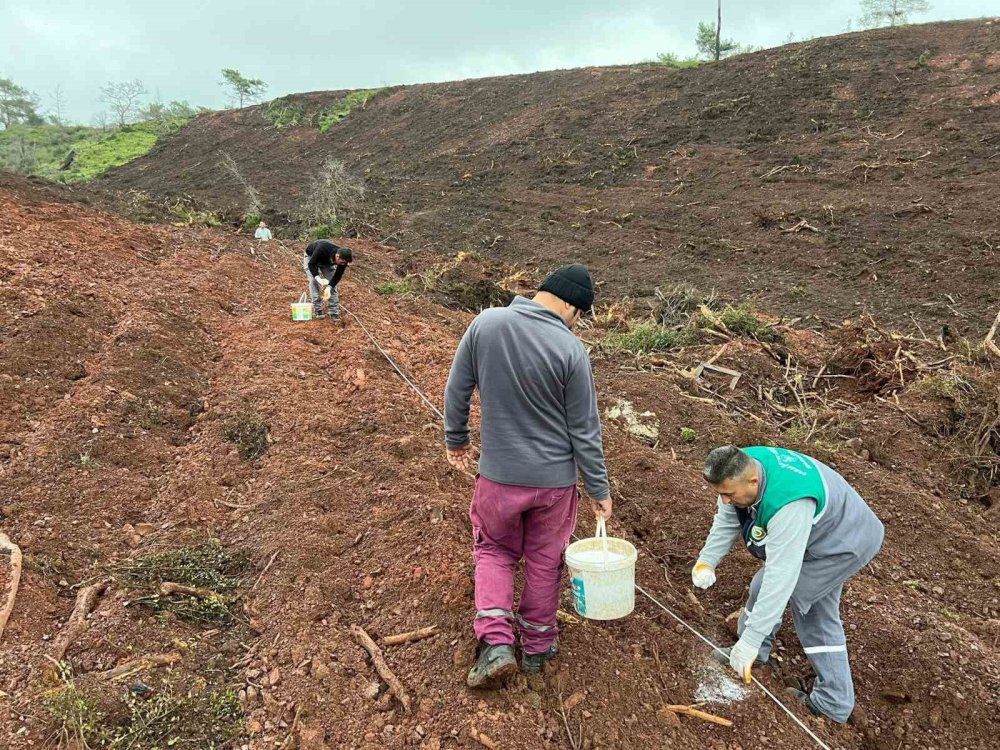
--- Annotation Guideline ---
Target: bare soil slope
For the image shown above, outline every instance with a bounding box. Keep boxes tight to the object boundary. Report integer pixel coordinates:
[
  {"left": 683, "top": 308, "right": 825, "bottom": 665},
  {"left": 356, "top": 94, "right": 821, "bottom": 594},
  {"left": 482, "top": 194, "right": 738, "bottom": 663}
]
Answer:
[
  {"left": 96, "top": 20, "right": 1000, "bottom": 333},
  {"left": 2, "top": 176, "right": 998, "bottom": 749}
]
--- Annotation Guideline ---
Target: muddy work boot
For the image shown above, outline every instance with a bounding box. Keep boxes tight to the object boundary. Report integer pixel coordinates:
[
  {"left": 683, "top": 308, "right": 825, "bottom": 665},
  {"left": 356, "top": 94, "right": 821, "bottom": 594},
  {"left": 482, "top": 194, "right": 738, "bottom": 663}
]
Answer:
[
  {"left": 467, "top": 642, "right": 517, "bottom": 689},
  {"left": 786, "top": 686, "right": 868, "bottom": 727},
  {"left": 521, "top": 641, "right": 559, "bottom": 674}
]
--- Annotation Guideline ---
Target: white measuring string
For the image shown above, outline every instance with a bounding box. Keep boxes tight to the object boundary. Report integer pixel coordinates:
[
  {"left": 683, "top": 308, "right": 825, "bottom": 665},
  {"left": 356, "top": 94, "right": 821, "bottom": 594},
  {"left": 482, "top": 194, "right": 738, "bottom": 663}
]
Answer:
[
  {"left": 341, "top": 305, "right": 446, "bottom": 421},
  {"left": 341, "top": 302, "right": 834, "bottom": 750}
]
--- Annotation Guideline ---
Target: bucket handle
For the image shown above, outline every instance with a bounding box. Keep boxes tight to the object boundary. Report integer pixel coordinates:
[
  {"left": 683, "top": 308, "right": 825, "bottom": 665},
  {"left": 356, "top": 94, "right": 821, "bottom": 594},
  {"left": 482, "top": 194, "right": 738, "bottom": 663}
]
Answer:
[
  {"left": 595, "top": 515, "right": 607, "bottom": 539},
  {"left": 595, "top": 516, "right": 610, "bottom": 568},
  {"left": 297, "top": 292, "right": 307, "bottom": 304}
]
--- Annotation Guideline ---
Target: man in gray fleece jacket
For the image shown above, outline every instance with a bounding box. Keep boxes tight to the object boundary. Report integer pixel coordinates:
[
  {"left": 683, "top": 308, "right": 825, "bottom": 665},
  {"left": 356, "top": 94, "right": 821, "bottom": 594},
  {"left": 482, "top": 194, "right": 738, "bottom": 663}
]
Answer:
[{"left": 444, "top": 264, "right": 612, "bottom": 688}]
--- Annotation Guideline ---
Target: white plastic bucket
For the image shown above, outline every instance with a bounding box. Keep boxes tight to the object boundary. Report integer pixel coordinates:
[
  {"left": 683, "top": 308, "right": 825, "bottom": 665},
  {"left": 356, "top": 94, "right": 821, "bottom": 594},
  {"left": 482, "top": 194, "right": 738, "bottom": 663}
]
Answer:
[
  {"left": 291, "top": 292, "right": 313, "bottom": 321},
  {"left": 565, "top": 517, "right": 637, "bottom": 620}
]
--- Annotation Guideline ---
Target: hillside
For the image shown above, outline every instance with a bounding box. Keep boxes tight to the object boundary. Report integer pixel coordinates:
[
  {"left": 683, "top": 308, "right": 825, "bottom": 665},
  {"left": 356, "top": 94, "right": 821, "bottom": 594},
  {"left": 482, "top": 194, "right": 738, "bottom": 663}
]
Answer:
[
  {"left": 2, "top": 169, "right": 1000, "bottom": 749},
  {"left": 96, "top": 20, "right": 1000, "bottom": 332},
  {"left": 0, "top": 118, "right": 189, "bottom": 183}
]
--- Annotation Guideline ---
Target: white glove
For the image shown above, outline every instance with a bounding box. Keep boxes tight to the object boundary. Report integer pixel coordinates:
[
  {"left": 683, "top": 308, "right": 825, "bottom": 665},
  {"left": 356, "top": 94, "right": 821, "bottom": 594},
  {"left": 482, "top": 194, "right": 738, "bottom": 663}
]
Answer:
[
  {"left": 317, "top": 277, "right": 330, "bottom": 287},
  {"left": 728, "top": 638, "right": 758, "bottom": 684},
  {"left": 691, "top": 562, "right": 717, "bottom": 589}
]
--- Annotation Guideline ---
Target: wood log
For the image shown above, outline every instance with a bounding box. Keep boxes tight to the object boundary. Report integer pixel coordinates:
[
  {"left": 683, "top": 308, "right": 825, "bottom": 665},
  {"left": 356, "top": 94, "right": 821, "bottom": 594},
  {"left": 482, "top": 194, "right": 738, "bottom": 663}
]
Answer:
[
  {"left": 158, "top": 581, "right": 216, "bottom": 599},
  {"left": 665, "top": 704, "right": 733, "bottom": 727},
  {"left": 102, "top": 650, "right": 182, "bottom": 681},
  {"left": 382, "top": 625, "right": 439, "bottom": 646},
  {"left": 51, "top": 579, "right": 110, "bottom": 663},
  {"left": 351, "top": 625, "right": 412, "bottom": 712},
  {"left": 0, "top": 533, "right": 23, "bottom": 643}
]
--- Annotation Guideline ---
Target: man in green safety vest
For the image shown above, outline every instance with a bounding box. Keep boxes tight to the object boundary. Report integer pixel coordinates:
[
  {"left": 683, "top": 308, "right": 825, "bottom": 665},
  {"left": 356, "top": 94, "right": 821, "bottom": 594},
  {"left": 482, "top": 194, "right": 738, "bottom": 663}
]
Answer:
[{"left": 691, "top": 445, "right": 884, "bottom": 723}]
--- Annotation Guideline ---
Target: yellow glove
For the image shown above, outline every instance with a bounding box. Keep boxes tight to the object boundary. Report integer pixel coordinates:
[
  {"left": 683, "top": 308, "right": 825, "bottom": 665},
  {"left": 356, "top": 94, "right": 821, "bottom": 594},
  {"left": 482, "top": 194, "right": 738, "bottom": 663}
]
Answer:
[{"left": 691, "top": 561, "right": 717, "bottom": 589}]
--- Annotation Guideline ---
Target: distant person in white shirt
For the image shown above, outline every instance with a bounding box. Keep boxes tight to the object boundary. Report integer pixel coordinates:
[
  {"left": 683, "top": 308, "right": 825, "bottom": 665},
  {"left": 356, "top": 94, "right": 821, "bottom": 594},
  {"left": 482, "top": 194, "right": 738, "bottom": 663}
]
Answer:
[{"left": 254, "top": 221, "right": 272, "bottom": 242}]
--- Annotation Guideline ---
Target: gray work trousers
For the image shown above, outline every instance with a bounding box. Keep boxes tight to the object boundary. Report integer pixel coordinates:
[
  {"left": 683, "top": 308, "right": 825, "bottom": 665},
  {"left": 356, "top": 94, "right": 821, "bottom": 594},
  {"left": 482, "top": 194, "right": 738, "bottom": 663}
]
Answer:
[
  {"left": 302, "top": 254, "right": 340, "bottom": 319},
  {"left": 738, "top": 564, "right": 856, "bottom": 723}
]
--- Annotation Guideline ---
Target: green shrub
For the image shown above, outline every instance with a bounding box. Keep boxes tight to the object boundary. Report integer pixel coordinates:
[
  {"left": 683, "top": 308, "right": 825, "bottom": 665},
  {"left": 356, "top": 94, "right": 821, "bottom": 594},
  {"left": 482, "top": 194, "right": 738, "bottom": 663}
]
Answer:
[
  {"left": 75, "top": 451, "right": 100, "bottom": 470},
  {"left": 604, "top": 323, "right": 698, "bottom": 355},
  {"left": 0, "top": 119, "right": 190, "bottom": 183},
  {"left": 222, "top": 407, "right": 270, "bottom": 460},
  {"left": 121, "top": 541, "right": 245, "bottom": 592},
  {"left": 653, "top": 52, "right": 702, "bottom": 68},
  {"left": 266, "top": 98, "right": 308, "bottom": 128},
  {"left": 303, "top": 224, "right": 335, "bottom": 240},
  {"left": 375, "top": 278, "right": 417, "bottom": 296},
  {"left": 786, "top": 285, "right": 807, "bottom": 301},
  {"left": 654, "top": 283, "right": 717, "bottom": 326},
  {"left": 717, "top": 303, "right": 782, "bottom": 343},
  {"left": 168, "top": 198, "right": 222, "bottom": 227},
  {"left": 680, "top": 427, "right": 698, "bottom": 443},
  {"left": 45, "top": 683, "right": 107, "bottom": 748},
  {"left": 121, "top": 542, "right": 247, "bottom": 625},
  {"left": 242, "top": 212, "right": 262, "bottom": 231},
  {"left": 318, "top": 88, "right": 385, "bottom": 132}
]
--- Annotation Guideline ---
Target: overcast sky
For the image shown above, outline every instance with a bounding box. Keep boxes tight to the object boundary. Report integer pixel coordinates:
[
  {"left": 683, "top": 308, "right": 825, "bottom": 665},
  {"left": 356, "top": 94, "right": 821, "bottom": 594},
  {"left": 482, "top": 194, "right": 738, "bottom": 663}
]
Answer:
[{"left": 1, "top": 1, "right": 995, "bottom": 123}]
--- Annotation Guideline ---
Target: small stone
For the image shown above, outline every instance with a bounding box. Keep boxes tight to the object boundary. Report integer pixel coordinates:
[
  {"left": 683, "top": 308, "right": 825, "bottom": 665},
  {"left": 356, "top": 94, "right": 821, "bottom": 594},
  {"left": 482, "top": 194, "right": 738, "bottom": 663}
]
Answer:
[
  {"left": 248, "top": 720, "right": 263, "bottom": 734},
  {"left": 363, "top": 575, "right": 374, "bottom": 589},
  {"left": 311, "top": 660, "right": 332, "bottom": 682},
  {"left": 363, "top": 681, "right": 381, "bottom": 699},
  {"left": 932, "top": 586, "right": 945, "bottom": 596},
  {"left": 657, "top": 706, "right": 681, "bottom": 728},
  {"left": 267, "top": 667, "right": 281, "bottom": 687},
  {"left": 564, "top": 691, "right": 586, "bottom": 711},
  {"left": 299, "top": 726, "right": 329, "bottom": 750}
]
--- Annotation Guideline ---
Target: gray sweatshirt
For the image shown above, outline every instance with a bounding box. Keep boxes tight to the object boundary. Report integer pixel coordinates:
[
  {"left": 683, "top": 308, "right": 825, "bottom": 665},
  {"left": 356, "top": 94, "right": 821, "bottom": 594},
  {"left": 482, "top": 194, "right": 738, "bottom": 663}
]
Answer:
[
  {"left": 444, "top": 296, "right": 610, "bottom": 499},
  {"left": 697, "top": 457, "right": 884, "bottom": 651}
]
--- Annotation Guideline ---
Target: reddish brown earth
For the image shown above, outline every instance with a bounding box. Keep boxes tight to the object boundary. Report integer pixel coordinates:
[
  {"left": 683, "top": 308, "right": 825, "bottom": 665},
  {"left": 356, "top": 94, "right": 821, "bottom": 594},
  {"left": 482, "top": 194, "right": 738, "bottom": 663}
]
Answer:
[
  {"left": 1, "top": 175, "right": 998, "bottom": 749},
  {"left": 94, "top": 20, "right": 1000, "bottom": 334}
]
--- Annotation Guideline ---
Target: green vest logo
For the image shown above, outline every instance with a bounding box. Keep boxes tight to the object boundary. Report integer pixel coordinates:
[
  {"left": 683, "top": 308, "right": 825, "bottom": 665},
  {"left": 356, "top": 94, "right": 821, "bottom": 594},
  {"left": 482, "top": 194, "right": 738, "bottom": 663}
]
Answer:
[{"left": 750, "top": 525, "right": 767, "bottom": 542}]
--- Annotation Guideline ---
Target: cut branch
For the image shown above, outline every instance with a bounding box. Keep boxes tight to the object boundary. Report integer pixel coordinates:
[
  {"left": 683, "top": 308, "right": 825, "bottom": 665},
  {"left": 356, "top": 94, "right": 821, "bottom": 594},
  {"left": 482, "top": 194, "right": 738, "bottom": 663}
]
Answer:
[
  {"left": 50, "top": 579, "right": 111, "bottom": 664},
  {"left": 383, "top": 625, "right": 439, "bottom": 646},
  {"left": 666, "top": 704, "right": 733, "bottom": 727},
  {"left": 102, "top": 650, "right": 183, "bottom": 681},
  {"left": 351, "top": 625, "right": 412, "bottom": 712},
  {"left": 0, "top": 532, "right": 23, "bottom": 643},
  {"left": 984, "top": 309, "right": 1000, "bottom": 359},
  {"left": 158, "top": 582, "right": 217, "bottom": 599}
]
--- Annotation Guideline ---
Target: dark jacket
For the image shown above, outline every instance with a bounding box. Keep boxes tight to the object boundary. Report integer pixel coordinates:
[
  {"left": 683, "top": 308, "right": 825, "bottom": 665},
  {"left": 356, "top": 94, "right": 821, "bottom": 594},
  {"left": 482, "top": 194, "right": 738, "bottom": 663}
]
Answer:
[{"left": 305, "top": 240, "right": 347, "bottom": 287}]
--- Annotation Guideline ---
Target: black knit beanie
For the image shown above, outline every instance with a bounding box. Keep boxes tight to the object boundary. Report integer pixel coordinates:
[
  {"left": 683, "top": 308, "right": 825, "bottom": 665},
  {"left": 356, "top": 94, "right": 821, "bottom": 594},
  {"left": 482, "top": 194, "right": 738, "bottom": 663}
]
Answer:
[{"left": 538, "top": 264, "right": 595, "bottom": 312}]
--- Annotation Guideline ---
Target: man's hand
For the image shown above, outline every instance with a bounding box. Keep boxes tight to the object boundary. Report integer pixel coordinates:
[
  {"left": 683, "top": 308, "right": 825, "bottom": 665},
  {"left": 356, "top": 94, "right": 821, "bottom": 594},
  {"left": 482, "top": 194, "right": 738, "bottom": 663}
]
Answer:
[
  {"left": 691, "top": 561, "right": 717, "bottom": 589},
  {"left": 593, "top": 496, "right": 612, "bottom": 521},
  {"left": 317, "top": 277, "right": 330, "bottom": 287},
  {"left": 446, "top": 444, "right": 473, "bottom": 471},
  {"left": 728, "top": 638, "right": 758, "bottom": 684}
]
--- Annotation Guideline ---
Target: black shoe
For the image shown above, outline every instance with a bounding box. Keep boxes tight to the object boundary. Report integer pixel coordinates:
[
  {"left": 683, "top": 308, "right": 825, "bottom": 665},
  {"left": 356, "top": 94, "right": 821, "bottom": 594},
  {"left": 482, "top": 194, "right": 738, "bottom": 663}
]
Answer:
[
  {"left": 467, "top": 642, "right": 517, "bottom": 689},
  {"left": 313, "top": 312, "right": 325, "bottom": 320},
  {"left": 785, "top": 686, "right": 823, "bottom": 717},
  {"left": 712, "top": 646, "right": 767, "bottom": 668},
  {"left": 786, "top": 686, "right": 867, "bottom": 726},
  {"left": 521, "top": 641, "right": 559, "bottom": 674}
]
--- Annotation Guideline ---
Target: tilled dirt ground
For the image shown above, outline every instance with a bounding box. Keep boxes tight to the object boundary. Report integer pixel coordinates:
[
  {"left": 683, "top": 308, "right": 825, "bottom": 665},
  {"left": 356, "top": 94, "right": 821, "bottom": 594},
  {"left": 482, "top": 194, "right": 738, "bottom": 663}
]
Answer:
[
  {"left": 1, "top": 177, "right": 998, "bottom": 750},
  {"left": 94, "top": 20, "right": 1000, "bottom": 334}
]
